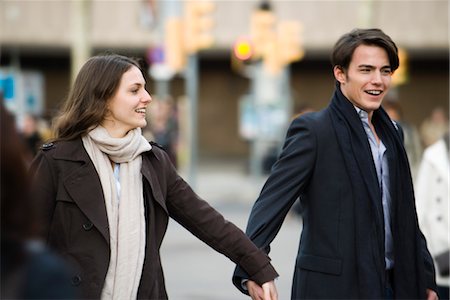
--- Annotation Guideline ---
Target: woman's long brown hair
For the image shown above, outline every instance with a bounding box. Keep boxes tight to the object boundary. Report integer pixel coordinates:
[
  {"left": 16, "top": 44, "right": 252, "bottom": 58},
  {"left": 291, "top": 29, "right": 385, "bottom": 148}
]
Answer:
[{"left": 52, "top": 54, "right": 141, "bottom": 141}]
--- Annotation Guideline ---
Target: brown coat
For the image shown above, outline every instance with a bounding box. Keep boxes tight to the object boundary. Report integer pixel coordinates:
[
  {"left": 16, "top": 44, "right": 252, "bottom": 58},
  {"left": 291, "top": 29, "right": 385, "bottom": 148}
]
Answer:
[{"left": 30, "top": 138, "right": 277, "bottom": 299}]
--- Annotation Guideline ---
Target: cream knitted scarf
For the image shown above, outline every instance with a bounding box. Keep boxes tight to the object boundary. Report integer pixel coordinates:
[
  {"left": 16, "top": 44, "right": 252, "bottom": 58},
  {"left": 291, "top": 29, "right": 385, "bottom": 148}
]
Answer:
[{"left": 82, "top": 126, "right": 151, "bottom": 300}]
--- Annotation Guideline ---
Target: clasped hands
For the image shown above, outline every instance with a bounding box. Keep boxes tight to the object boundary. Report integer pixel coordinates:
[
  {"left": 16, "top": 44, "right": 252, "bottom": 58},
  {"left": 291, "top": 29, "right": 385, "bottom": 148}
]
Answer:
[
  {"left": 246, "top": 280, "right": 438, "bottom": 300},
  {"left": 247, "top": 279, "right": 278, "bottom": 300}
]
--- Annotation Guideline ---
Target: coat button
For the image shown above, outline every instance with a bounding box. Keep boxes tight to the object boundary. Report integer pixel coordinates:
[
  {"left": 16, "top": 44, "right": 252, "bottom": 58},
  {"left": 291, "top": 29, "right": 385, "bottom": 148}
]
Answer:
[
  {"left": 437, "top": 216, "right": 443, "bottom": 222},
  {"left": 83, "top": 222, "right": 93, "bottom": 230},
  {"left": 41, "top": 143, "right": 55, "bottom": 151},
  {"left": 71, "top": 275, "right": 82, "bottom": 286},
  {"left": 436, "top": 197, "right": 441, "bottom": 202}
]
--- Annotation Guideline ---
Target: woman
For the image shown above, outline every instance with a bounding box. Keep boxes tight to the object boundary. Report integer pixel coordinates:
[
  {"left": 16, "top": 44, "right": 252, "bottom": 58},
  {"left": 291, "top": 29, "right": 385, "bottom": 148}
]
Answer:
[{"left": 30, "top": 54, "right": 278, "bottom": 300}]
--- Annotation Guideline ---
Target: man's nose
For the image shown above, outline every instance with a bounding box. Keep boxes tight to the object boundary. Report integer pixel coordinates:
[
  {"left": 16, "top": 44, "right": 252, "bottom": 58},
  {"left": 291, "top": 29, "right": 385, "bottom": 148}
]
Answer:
[{"left": 371, "top": 70, "right": 383, "bottom": 84}]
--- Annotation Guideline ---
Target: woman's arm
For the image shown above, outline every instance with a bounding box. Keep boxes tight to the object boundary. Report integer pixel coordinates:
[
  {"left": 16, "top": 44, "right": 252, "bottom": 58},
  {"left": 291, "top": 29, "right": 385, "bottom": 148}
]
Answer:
[{"left": 155, "top": 148, "right": 279, "bottom": 286}]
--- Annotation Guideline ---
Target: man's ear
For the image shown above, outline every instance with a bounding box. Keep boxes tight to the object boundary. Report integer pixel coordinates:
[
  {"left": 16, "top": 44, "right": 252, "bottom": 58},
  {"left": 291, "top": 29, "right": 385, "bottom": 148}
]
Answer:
[{"left": 333, "top": 66, "right": 346, "bottom": 84}]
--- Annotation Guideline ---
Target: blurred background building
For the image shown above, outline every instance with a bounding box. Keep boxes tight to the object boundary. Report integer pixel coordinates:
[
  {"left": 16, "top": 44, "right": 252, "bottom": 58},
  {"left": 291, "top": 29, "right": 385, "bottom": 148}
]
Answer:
[{"left": 1, "top": 0, "right": 448, "bottom": 168}]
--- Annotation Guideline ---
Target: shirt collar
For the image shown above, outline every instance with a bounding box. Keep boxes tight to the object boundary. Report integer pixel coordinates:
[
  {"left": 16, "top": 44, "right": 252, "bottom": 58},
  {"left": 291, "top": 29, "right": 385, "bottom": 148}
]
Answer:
[{"left": 354, "top": 106, "right": 370, "bottom": 123}]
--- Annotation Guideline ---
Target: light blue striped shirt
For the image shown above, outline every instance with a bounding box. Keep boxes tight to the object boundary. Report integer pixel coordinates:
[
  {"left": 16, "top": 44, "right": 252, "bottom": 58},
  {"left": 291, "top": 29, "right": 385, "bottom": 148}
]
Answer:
[{"left": 356, "top": 107, "right": 394, "bottom": 270}]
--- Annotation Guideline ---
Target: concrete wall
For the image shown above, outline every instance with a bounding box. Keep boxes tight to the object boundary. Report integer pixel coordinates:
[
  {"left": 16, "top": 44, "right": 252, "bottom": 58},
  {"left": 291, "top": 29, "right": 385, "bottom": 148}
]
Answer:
[
  {"left": 1, "top": 1, "right": 448, "bottom": 50},
  {"left": 1, "top": 0, "right": 448, "bottom": 158}
]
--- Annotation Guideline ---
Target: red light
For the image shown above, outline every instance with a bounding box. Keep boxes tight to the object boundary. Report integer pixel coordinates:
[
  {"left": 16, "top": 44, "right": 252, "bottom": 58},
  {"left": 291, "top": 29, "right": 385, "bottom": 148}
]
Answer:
[{"left": 233, "top": 37, "right": 253, "bottom": 61}]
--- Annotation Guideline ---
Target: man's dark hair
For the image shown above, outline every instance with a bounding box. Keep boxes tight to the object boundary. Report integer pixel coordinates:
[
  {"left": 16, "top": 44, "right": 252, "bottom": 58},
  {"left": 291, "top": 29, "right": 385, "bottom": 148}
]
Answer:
[{"left": 331, "top": 28, "right": 399, "bottom": 72}]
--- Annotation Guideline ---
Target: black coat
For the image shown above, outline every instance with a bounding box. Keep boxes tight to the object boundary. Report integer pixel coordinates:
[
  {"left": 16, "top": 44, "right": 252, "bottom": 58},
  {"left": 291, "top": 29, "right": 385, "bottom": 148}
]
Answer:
[{"left": 233, "top": 100, "right": 436, "bottom": 299}]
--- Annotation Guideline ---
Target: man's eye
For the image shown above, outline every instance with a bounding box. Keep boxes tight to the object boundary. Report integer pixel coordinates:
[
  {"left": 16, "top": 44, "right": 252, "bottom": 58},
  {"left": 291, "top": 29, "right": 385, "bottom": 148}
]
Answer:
[
  {"left": 382, "top": 69, "right": 392, "bottom": 75},
  {"left": 360, "top": 68, "right": 370, "bottom": 73}
]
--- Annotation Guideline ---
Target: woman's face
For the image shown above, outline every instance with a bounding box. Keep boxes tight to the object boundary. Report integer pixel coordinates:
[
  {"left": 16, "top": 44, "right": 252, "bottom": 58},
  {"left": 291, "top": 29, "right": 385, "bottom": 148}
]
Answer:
[{"left": 102, "top": 66, "right": 152, "bottom": 138}]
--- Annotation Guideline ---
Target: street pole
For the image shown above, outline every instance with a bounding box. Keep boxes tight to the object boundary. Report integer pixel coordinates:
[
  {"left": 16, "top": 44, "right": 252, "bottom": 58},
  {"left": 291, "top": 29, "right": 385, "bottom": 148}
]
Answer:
[
  {"left": 358, "top": 0, "right": 374, "bottom": 28},
  {"left": 185, "top": 54, "right": 199, "bottom": 188},
  {"left": 155, "top": 79, "right": 169, "bottom": 100},
  {"left": 249, "top": 61, "right": 292, "bottom": 180},
  {"left": 71, "top": 0, "right": 91, "bottom": 85},
  {"left": 153, "top": 0, "right": 181, "bottom": 100},
  {"left": 249, "top": 62, "right": 263, "bottom": 179}
]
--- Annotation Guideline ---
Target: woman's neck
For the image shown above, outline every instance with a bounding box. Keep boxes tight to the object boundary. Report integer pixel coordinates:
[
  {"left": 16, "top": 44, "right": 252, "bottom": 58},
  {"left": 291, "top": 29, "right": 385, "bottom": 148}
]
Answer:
[{"left": 100, "top": 122, "right": 128, "bottom": 138}]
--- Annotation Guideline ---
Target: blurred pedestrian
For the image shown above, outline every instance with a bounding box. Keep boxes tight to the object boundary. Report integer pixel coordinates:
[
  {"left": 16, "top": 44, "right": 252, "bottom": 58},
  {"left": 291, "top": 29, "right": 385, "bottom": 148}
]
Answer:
[
  {"left": 415, "top": 132, "right": 450, "bottom": 299},
  {"left": 383, "top": 100, "right": 423, "bottom": 180},
  {"left": 233, "top": 28, "right": 437, "bottom": 299},
  {"left": 29, "top": 54, "right": 278, "bottom": 300},
  {"left": 20, "top": 113, "right": 43, "bottom": 162},
  {"left": 420, "top": 106, "right": 449, "bottom": 148},
  {"left": 1, "top": 100, "right": 77, "bottom": 299},
  {"left": 147, "top": 96, "right": 179, "bottom": 168}
]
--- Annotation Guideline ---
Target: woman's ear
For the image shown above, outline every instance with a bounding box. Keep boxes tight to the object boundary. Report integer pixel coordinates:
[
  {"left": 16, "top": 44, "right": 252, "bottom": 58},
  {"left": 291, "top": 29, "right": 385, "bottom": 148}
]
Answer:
[
  {"left": 333, "top": 66, "right": 346, "bottom": 84},
  {"left": 102, "top": 106, "right": 112, "bottom": 122}
]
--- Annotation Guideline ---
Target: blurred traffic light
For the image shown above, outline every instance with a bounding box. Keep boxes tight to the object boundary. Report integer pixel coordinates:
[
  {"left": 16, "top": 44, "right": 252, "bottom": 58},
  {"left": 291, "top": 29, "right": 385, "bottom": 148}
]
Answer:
[
  {"left": 245, "top": 2, "right": 304, "bottom": 75},
  {"left": 233, "top": 37, "right": 253, "bottom": 61},
  {"left": 231, "top": 36, "right": 254, "bottom": 74},
  {"left": 392, "top": 47, "right": 409, "bottom": 86},
  {"left": 250, "top": 4, "right": 276, "bottom": 60},
  {"left": 164, "top": 17, "right": 186, "bottom": 72},
  {"left": 278, "top": 20, "right": 304, "bottom": 65},
  {"left": 258, "top": 21, "right": 304, "bottom": 75},
  {"left": 262, "top": 37, "right": 282, "bottom": 75},
  {"left": 184, "top": 0, "right": 215, "bottom": 54},
  {"left": 160, "top": 0, "right": 215, "bottom": 73}
]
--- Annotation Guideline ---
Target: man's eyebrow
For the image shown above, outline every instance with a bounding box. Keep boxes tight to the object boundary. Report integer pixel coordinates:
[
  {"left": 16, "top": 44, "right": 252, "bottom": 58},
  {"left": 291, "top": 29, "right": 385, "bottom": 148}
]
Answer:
[
  {"left": 357, "top": 64, "right": 375, "bottom": 68},
  {"left": 357, "top": 64, "right": 391, "bottom": 69}
]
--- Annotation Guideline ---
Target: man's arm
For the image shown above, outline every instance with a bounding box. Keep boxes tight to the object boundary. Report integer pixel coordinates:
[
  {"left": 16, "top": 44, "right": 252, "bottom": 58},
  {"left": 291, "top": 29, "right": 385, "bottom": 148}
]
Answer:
[
  {"left": 419, "top": 228, "right": 438, "bottom": 293},
  {"left": 233, "top": 115, "right": 317, "bottom": 293}
]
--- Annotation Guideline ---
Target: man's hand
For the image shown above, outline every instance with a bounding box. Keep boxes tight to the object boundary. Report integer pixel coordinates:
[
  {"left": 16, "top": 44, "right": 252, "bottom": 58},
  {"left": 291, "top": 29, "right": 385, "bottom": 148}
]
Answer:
[
  {"left": 247, "top": 280, "right": 278, "bottom": 300},
  {"left": 426, "top": 289, "right": 438, "bottom": 300}
]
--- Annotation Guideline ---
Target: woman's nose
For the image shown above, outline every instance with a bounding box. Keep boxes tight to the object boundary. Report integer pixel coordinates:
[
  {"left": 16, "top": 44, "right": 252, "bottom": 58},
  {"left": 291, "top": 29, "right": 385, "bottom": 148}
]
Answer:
[{"left": 143, "top": 90, "right": 152, "bottom": 103}]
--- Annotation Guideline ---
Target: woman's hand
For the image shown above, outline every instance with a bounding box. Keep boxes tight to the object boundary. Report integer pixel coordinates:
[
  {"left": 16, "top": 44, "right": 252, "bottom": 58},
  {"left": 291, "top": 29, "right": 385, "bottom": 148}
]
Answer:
[
  {"left": 426, "top": 289, "right": 438, "bottom": 300},
  {"left": 247, "top": 280, "right": 278, "bottom": 300}
]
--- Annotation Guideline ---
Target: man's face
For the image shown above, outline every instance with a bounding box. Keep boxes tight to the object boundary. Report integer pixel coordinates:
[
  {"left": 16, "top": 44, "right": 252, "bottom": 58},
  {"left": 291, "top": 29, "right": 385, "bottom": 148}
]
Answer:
[{"left": 334, "top": 44, "right": 392, "bottom": 115}]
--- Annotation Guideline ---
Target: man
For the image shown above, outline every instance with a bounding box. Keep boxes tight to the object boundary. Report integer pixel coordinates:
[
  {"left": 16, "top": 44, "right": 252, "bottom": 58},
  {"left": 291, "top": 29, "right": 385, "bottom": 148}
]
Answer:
[{"left": 233, "top": 28, "right": 438, "bottom": 299}]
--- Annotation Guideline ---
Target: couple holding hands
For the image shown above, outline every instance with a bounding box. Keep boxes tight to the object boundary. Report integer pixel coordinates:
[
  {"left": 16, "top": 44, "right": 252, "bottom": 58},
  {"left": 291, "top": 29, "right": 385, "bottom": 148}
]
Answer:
[{"left": 31, "top": 28, "right": 438, "bottom": 300}]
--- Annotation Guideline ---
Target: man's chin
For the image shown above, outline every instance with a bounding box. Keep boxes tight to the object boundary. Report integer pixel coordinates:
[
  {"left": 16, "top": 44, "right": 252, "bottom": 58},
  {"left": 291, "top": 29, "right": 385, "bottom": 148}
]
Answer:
[{"left": 366, "top": 101, "right": 383, "bottom": 111}]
